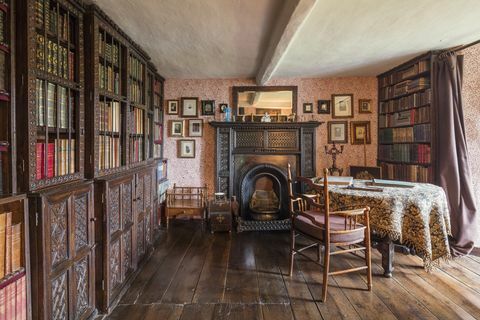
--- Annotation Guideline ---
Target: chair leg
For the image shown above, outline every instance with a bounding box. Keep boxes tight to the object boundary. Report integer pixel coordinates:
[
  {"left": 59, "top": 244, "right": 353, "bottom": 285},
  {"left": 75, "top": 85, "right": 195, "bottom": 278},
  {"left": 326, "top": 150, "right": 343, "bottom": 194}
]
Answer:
[
  {"left": 365, "top": 230, "right": 372, "bottom": 291},
  {"left": 289, "top": 229, "right": 295, "bottom": 276},
  {"left": 321, "top": 244, "right": 330, "bottom": 302}
]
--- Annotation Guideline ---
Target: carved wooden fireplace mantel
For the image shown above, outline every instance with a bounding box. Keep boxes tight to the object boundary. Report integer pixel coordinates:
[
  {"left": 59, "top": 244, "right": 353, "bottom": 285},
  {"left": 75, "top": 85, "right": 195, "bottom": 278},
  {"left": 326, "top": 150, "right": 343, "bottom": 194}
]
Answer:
[{"left": 209, "top": 121, "right": 322, "bottom": 231}]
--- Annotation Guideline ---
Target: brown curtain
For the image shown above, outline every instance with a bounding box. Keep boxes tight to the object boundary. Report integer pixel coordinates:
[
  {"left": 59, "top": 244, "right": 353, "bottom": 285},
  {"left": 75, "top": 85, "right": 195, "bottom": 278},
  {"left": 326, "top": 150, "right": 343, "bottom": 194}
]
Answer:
[{"left": 433, "top": 52, "right": 478, "bottom": 256}]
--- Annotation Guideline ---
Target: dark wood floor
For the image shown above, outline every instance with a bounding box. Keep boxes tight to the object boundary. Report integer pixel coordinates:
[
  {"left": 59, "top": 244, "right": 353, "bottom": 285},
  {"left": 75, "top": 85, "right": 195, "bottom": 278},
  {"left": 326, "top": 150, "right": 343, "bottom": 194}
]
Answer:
[{"left": 101, "top": 221, "right": 480, "bottom": 320}]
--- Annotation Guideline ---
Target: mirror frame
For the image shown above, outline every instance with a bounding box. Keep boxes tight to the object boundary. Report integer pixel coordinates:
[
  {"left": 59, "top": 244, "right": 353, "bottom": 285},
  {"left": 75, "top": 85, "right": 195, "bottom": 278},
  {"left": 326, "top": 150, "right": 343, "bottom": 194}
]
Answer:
[{"left": 232, "top": 86, "right": 298, "bottom": 116}]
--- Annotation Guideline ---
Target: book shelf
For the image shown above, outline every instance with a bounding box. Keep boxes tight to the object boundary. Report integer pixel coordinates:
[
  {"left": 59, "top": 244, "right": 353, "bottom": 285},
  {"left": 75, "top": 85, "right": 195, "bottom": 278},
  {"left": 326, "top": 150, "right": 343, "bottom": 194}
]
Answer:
[
  {"left": 153, "top": 73, "right": 164, "bottom": 159},
  {"left": 128, "top": 51, "right": 146, "bottom": 164},
  {"left": 16, "top": 0, "right": 85, "bottom": 192},
  {"left": 0, "top": 194, "right": 31, "bottom": 320},
  {"left": 377, "top": 52, "right": 437, "bottom": 183},
  {"left": 0, "top": 0, "right": 15, "bottom": 195}
]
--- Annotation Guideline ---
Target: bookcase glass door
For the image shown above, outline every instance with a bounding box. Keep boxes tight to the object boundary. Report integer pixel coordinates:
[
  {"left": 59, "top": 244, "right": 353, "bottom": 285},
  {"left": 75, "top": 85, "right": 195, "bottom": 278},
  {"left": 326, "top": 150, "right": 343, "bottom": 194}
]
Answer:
[
  {"left": 153, "top": 77, "right": 163, "bottom": 159},
  {"left": 128, "top": 52, "right": 146, "bottom": 164},
  {"left": 35, "top": 0, "right": 80, "bottom": 181}
]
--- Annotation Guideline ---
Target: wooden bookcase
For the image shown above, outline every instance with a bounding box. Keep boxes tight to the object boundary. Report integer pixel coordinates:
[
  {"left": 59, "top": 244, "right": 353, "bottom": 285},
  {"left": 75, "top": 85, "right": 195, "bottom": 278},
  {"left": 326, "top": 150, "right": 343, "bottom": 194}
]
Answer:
[
  {"left": 0, "top": 194, "right": 31, "bottom": 319},
  {"left": 0, "top": 0, "right": 16, "bottom": 195},
  {"left": 152, "top": 72, "right": 164, "bottom": 159},
  {"left": 15, "top": 0, "right": 85, "bottom": 192},
  {"left": 28, "top": 181, "right": 96, "bottom": 320},
  {"left": 377, "top": 52, "right": 437, "bottom": 183}
]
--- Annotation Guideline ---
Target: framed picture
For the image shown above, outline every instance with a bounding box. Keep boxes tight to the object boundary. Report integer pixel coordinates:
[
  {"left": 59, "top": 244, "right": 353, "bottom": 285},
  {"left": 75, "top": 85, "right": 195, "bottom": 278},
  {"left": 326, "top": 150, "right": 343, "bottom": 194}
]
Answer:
[
  {"left": 303, "top": 102, "right": 313, "bottom": 113},
  {"left": 359, "top": 99, "right": 372, "bottom": 113},
  {"left": 351, "top": 121, "right": 371, "bottom": 144},
  {"left": 188, "top": 119, "right": 203, "bottom": 137},
  {"left": 317, "top": 100, "right": 330, "bottom": 114},
  {"left": 167, "top": 100, "right": 179, "bottom": 115},
  {"left": 219, "top": 103, "right": 228, "bottom": 113},
  {"left": 332, "top": 94, "right": 353, "bottom": 118},
  {"left": 327, "top": 121, "right": 348, "bottom": 144},
  {"left": 181, "top": 97, "right": 198, "bottom": 117},
  {"left": 178, "top": 139, "right": 195, "bottom": 158},
  {"left": 168, "top": 120, "right": 184, "bottom": 137},
  {"left": 201, "top": 100, "right": 215, "bottom": 116}
]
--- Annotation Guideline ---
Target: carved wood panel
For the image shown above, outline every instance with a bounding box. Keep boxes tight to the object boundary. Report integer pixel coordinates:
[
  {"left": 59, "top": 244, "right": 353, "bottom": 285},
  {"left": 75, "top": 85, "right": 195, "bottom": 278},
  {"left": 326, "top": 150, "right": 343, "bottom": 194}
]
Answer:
[
  {"left": 123, "top": 182, "right": 133, "bottom": 227},
  {"left": 109, "top": 239, "right": 121, "bottom": 292},
  {"left": 74, "top": 195, "right": 88, "bottom": 252},
  {"left": 136, "top": 175, "right": 144, "bottom": 213},
  {"left": 74, "top": 256, "right": 89, "bottom": 319},
  {"left": 145, "top": 210, "right": 151, "bottom": 246},
  {"left": 267, "top": 131, "right": 298, "bottom": 149},
  {"left": 218, "top": 130, "right": 230, "bottom": 175},
  {"left": 235, "top": 131, "right": 264, "bottom": 148},
  {"left": 137, "top": 219, "right": 145, "bottom": 259},
  {"left": 145, "top": 175, "right": 151, "bottom": 209},
  {"left": 122, "top": 229, "right": 132, "bottom": 279},
  {"left": 109, "top": 186, "right": 121, "bottom": 235},
  {"left": 50, "top": 201, "right": 68, "bottom": 267},
  {"left": 302, "top": 130, "right": 315, "bottom": 176},
  {"left": 51, "top": 271, "right": 68, "bottom": 320}
]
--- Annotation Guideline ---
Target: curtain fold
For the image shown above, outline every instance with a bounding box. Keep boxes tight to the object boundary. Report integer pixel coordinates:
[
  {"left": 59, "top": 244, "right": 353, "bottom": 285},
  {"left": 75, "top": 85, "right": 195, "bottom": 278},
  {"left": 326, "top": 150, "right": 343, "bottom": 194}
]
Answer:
[{"left": 433, "top": 52, "right": 478, "bottom": 256}]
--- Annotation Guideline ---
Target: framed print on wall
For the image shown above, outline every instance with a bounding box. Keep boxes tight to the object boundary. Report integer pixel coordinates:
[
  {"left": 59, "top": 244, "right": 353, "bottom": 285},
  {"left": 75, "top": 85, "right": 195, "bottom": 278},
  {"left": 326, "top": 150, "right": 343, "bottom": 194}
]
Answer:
[
  {"left": 332, "top": 94, "right": 353, "bottom": 118},
  {"left": 219, "top": 103, "right": 228, "bottom": 113},
  {"left": 303, "top": 102, "right": 313, "bottom": 113},
  {"left": 201, "top": 100, "right": 215, "bottom": 115},
  {"left": 167, "top": 100, "right": 179, "bottom": 114},
  {"left": 318, "top": 100, "right": 330, "bottom": 114},
  {"left": 181, "top": 97, "right": 199, "bottom": 117},
  {"left": 359, "top": 99, "right": 372, "bottom": 113},
  {"left": 350, "top": 121, "right": 371, "bottom": 144},
  {"left": 169, "top": 120, "right": 184, "bottom": 137},
  {"left": 188, "top": 119, "right": 203, "bottom": 137},
  {"left": 178, "top": 139, "right": 196, "bottom": 158},
  {"left": 327, "top": 121, "right": 348, "bottom": 144}
]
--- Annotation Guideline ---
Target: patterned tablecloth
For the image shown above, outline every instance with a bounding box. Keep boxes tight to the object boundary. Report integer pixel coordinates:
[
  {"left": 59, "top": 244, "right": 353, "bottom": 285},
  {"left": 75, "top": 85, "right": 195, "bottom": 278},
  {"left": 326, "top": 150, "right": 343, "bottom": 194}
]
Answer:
[{"left": 320, "top": 180, "right": 452, "bottom": 269}]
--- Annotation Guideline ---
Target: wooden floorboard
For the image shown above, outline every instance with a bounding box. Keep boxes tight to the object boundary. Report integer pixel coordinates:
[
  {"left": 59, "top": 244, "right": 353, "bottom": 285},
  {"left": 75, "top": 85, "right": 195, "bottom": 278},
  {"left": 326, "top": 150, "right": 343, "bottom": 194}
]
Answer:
[{"left": 103, "top": 221, "right": 480, "bottom": 320}]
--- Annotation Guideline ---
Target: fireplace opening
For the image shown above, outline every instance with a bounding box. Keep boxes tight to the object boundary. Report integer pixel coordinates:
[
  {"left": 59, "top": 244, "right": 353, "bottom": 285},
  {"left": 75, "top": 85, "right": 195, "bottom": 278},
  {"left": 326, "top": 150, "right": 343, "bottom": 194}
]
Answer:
[{"left": 239, "top": 163, "right": 290, "bottom": 221}]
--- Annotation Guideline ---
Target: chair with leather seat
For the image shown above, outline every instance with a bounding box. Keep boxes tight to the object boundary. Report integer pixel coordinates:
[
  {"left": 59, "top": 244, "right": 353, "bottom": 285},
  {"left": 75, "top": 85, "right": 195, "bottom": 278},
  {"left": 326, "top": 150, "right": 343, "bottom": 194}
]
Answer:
[{"left": 287, "top": 164, "right": 372, "bottom": 302}]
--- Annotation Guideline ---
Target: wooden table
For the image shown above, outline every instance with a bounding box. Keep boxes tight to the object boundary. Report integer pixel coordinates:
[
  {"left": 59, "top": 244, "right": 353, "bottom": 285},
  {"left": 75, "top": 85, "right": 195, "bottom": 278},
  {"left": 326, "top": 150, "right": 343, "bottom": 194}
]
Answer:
[{"left": 324, "top": 180, "right": 452, "bottom": 277}]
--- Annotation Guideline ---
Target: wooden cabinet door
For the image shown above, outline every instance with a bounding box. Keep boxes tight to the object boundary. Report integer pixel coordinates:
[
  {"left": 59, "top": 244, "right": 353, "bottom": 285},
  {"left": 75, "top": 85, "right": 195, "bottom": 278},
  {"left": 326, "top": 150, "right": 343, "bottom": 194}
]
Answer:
[{"left": 135, "top": 167, "right": 154, "bottom": 264}]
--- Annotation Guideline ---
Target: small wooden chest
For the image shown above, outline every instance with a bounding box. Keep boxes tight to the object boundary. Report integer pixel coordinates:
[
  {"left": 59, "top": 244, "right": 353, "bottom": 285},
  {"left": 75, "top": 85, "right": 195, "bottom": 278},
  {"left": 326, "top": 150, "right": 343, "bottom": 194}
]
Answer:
[{"left": 208, "top": 200, "right": 232, "bottom": 233}]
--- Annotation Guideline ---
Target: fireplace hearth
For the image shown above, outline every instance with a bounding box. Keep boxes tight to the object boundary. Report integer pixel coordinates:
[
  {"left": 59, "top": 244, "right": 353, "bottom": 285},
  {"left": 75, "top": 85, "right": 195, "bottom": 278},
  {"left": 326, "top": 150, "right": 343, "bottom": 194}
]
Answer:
[{"left": 210, "top": 121, "right": 322, "bottom": 231}]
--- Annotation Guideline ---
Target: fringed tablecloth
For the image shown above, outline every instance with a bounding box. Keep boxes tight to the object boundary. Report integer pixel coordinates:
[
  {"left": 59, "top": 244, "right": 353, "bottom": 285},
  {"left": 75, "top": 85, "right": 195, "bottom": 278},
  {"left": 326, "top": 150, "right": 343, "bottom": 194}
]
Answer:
[{"left": 324, "top": 181, "right": 452, "bottom": 270}]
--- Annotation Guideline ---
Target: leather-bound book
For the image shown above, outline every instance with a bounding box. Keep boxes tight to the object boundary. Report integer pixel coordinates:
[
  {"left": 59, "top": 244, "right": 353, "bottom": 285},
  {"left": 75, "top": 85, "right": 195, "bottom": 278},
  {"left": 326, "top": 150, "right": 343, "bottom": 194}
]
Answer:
[
  {"left": 0, "top": 212, "right": 5, "bottom": 279},
  {"left": 11, "top": 223, "right": 22, "bottom": 272}
]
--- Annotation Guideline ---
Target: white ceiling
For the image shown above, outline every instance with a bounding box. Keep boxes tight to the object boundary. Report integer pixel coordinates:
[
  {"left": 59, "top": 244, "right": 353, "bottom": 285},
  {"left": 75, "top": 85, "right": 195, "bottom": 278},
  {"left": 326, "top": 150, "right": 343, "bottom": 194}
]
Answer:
[{"left": 92, "top": 0, "right": 480, "bottom": 81}]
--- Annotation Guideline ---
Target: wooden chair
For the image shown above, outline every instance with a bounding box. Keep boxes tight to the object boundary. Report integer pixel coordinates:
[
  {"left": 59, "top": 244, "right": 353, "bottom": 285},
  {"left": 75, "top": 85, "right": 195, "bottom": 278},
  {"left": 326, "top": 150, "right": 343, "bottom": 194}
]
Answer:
[
  {"left": 287, "top": 165, "right": 372, "bottom": 302},
  {"left": 165, "top": 184, "right": 208, "bottom": 228}
]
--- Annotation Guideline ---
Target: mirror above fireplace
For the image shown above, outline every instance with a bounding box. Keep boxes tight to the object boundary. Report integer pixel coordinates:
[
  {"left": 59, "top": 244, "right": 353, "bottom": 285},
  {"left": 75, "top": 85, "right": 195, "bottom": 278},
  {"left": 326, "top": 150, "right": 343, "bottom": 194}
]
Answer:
[{"left": 232, "top": 86, "right": 298, "bottom": 119}]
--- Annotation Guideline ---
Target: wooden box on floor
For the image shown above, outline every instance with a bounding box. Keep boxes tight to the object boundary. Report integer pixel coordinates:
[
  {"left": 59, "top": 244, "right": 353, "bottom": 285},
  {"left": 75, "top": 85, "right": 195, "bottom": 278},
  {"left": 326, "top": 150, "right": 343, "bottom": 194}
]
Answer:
[
  {"left": 28, "top": 181, "right": 96, "bottom": 320},
  {"left": 208, "top": 200, "right": 232, "bottom": 233},
  {"left": 94, "top": 165, "right": 155, "bottom": 313}
]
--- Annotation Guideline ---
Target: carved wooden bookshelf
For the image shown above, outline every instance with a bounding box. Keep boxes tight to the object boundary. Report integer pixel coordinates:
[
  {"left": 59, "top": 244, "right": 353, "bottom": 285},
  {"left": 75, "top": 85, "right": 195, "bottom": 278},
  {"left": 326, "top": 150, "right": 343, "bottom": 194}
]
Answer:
[{"left": 377, "top": 51, "right": 438, "bottom": 183}]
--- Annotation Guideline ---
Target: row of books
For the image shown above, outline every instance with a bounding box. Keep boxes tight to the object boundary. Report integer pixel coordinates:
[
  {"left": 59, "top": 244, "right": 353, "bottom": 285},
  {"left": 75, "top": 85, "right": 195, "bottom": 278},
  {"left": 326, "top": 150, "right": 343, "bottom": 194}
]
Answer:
[
  {"left": 0, "top": 212, "right": 22, "bottom": 279},
  {"left": 36, "top": 79, "right": 73, "bottom": 128},
  {"left": 36, "top": 34, "right": 75, "bottom": 80},
  {"left": 130, "top": 80, "right": 144, "bottom": 105},
  {"left": 98, "top": 32, "right": 120, "bottom": 65},
  {"left": 99, "top": 63, "right": 120, "bottom": 95},
  {"left": 98, "top": 136, "right": 121, "bottom": 170},
  {"left": 378, "top": 106, "right": 430, "bottom": 128},
  {"left": 129, "top": 54, "right": 144, "bottom": 81},
  {"left": 132, "top": 108, "right": 144, "bottom": 134},
  {"left": 99, "top": 101, "right": 121, "bottom": 133},
  {"left": 379, "top": 124, "right": 431, "bottom": 143},
  {"left": 380, "top": 77, "right": 430, "bottom": 100},
  {"left": 36, "top": 140, "right": 75, "bottom": 179},
  {"left": 379, "top": 89, "right": 431, "bottom": 114},
  {"left": 379, "top": 60, "right": 430, "bottom": 88},
  {"left": 130, "top": 137, "right": 144, "bottom": 163},
  {"left": 0, "top": 10, "right": 5, "bottom": 45},
  {"left": 379, "top": 144, "right": 431, "bottom": 163},
  {"left": 380, "top": 163, "right": 431, "bottom": 183},
  {"left": 0, "top": 52, "right": 6, "bottom": 93},
  {"left": 36, "top": 0, "right": 70, "bottom": 41},
  {"left": 0, "top": 271, "right": 27, "bottom": 320}
]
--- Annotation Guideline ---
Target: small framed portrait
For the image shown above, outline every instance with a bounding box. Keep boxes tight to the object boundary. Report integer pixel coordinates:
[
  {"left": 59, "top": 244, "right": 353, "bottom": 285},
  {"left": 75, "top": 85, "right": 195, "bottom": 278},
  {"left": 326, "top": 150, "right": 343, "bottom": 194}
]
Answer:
[
  {"left": 178, "top": 139, "right": 195, "bottom": 158},
  {"left": 201, "top": 100, "right": 215, "bottom": 116},
  {"left": 317, "top": 100, "right": 330, "bottom": 114},
  {"left": 332, "top": 94, "right": 353, "bottom": 118},
  {"left": 359, "top": 99, "right": 372, "bottom": 113},
  {"left": 167, "top": 100, "right": 179, "bottom": 115},
  {"left": 188, "top": 119, "right": 203, "bottom": 137},
  {"left": 219, "top": 103, "right": 228, "bottom": 113},
  {"left": 169, "top": 120, "right": 184, "bottom": 137},
  {"left": 327, "top": 121, "right": 348, "bottom": 144},
  {"left": 350, "top": 121, "right": 371, "bottom": 144},
  {"left": 181, "top": 97, "right": 198, "bottom": 117},
  {"left": 303, "top": 102, "right": 313, "bottom": 113}
]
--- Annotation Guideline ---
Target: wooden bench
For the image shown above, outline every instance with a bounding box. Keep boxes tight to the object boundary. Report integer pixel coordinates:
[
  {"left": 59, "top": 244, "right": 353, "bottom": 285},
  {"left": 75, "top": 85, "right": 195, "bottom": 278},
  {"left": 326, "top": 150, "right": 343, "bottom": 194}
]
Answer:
[{"left": 165, "top": 184, "right": 208, "bottom": 228}]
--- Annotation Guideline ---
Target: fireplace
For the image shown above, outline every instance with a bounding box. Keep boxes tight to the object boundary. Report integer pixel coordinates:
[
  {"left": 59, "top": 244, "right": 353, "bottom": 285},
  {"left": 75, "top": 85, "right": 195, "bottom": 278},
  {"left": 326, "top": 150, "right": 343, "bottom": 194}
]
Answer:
[{"left": 210, "top": 121, "right": 322, "bottom": 231}]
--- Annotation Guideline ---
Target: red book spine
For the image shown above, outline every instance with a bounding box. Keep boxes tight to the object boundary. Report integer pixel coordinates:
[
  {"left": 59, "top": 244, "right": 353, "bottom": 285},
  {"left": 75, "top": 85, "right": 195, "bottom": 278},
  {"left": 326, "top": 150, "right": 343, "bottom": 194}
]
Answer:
[
  {"left": 47, "top": 142, "right": 55, "bottom": 178},
  {"left": 36, "top": 143, "right": 44, "bottom": 179},
  {"left": 0, "top": 286, "right": 5, "bottom": 320},
  {"left": 5, "top": 282, "right": 12, "bottom": 320},
  {"left": 16, "top": 275, "right": 25, "bottom": 320}
]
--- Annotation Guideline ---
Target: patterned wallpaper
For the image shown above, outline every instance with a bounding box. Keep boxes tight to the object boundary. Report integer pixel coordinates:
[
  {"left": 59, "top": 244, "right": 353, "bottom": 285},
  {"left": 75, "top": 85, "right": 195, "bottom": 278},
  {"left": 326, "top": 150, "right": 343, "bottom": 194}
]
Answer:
[
  {"left": 462, "top": 45, "right": 480, "bottom": 215},
  {"left": 164, "top": 77, "right": 378, "bottom": 192}
]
